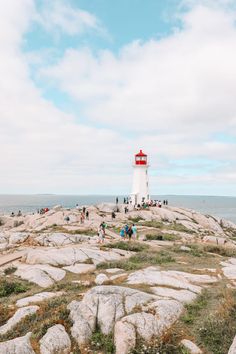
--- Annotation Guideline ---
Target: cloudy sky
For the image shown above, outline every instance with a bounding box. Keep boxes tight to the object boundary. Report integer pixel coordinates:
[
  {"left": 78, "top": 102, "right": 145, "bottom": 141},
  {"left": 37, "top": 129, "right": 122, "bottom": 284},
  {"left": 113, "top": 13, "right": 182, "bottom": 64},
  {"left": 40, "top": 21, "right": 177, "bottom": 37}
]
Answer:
[{"left": 1, "top": 0, "right": 236, "bottom": 196}]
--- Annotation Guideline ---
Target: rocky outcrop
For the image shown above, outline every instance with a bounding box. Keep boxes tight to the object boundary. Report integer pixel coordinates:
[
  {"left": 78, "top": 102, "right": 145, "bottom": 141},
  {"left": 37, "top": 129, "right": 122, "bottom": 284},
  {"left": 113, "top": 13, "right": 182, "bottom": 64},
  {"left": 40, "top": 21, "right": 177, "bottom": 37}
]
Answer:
[
  {"left": 127, "top": 267, "right": 218, "bottom": 293},
  {"left": 63, "top": 263, "right": 95, "bottom": 274},
  {"left": 68, "top": 285, "right": 183, "bottom": 353},
  {"left": 0, "top": 332, "right": 35, "bottom": 354},
  {"left": 0, "top": 306, "right": 39, "bottom": 335},
  {"left": 35, "top": 233, "right": 92, "bottom": 247},
  {"left": 151, "top": 287, "right": 197, "bottom": 304},
  {"left": 95, "top": 273, "right": 109, "bottom": 285},
  {"left": 15, "top": 264, "right": 66, "bottom": 287},
  {"left": 16, "top": 291, "right": 64, "bottom": 307},
  {"left": 23, "top": 247, "right": 132, "bottom": 266},
  {"left": 221, "top": 258, "right": 236, "bottom": 285},
  {"left": 39, "top": 324, "right": 71, "bottom": 354}
]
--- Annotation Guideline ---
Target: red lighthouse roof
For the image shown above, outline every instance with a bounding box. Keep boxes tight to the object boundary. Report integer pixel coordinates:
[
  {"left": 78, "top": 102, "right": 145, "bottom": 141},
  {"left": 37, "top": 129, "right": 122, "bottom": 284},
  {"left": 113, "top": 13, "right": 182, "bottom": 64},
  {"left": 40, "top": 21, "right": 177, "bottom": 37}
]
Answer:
[
  {"left": 135, "top": 150, "right": 147, "bottom": 165},
  {"left": 135, "top": 149, "right": 147, "bottom": 157}
]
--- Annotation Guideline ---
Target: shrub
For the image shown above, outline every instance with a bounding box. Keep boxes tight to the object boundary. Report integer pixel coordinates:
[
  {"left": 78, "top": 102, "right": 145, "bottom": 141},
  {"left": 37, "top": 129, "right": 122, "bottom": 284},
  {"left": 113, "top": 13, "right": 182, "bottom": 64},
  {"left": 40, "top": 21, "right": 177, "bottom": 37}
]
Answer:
[
  {"left": 13, "top": 220, "right": 24, "bottom": 228},
  {"left": 146, "top": 233, "right": 179, "bottom": 241},
  {"left": 105, "top": 241, "right": 148, "bottom": 252},
  {"left": 90, "top": 328, "right": 115, "bottom": 353},
  {"left": 128, "top": 216, "right": 145, "bottom": 223},
  {"left": 4, "top": 267, "right": 17, "bottom": 275},
  {"left": 0, "top": 280, "right": 29, "bottom": 297},
  {"left": 139, "top": 220, "right": 164, "bottom": 228}
]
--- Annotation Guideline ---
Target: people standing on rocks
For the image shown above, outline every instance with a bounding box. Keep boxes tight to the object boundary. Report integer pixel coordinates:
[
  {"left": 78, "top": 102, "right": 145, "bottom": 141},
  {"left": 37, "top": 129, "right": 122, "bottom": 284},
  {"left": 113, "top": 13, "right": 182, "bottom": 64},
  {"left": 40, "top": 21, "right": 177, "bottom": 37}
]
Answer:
[
  {"left": 132, "top": 224, "right": 137, "bottom": 239},
  {"left": 124, "top": 206, "right": 128, "bottom": 214},
  {"left": 86, "top": 210, "right": 89, "bottom": 220},
  {"left": 124, "top": 224, "right": 129, "bottom": 238},
  {"left": 83, "top": 206, "right": 86, "bottom": 213},
  {"left": 98, "top": 225, "right": 104, "bottom": 243},
  {"left": 127, "top": 226, "right": 133, "bottom": 241},
  {"left": 112, "top": 211, "right": 116, "bottom": 220},
  {"left": 120, "top": 227, "right": 125, "bottom": 238},
  {"left": 64, "top": 216, "right": 70, "bottom": 224},
  {"left": 80, "top": 212, "right": 85, "bottom": 224},
  {"left": 10, "top": 212, "right": 15, "bottom": 217},
  {"left": 116, "top": 197, "right": 119, "bottom": 204},
  {"left": 17, "top": 210, "right": 22, "bottom": 217},
  {"left": 100, "top": 221, "right": 107, "bottom": 236}
]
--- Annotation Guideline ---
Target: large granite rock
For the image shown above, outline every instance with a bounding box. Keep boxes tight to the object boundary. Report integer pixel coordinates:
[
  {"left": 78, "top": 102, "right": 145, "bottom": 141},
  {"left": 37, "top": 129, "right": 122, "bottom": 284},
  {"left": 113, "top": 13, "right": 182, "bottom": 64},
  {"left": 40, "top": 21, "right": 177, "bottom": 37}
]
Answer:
[
  {"left": 63, "top": 263, "right": 96, "bottom": 274},
  {"left": 23, "top": 247, "right": 132, "bottom": 266},
  {"left": 151, "top": 287, "right": 197, "bottom": 304},
  {"left": 39, "top": 324, "right": 71, "bottom": 354},
  {"left": 16, "top": 291, "right": 64, "bottom": 307},
  {"left": 127, "top": 267, "right": 217, "bottom": 293},
  {"left": 9, "top": 232, "right": 29, "bottom": 245},
  {"left": 15, "top": 264, "right": 66, "bottom": 287},
  {"left": 35, "top": 233, "right": 91, "bottom": 247},
  {"left": 68, "top": 285, "right": 183, "bottom": 353},
  {"left": 0, "top": 333, "right": 35, "bottom": 354},
  {"left": 0, "top": 306, "right": 39, "bottom": 335}
]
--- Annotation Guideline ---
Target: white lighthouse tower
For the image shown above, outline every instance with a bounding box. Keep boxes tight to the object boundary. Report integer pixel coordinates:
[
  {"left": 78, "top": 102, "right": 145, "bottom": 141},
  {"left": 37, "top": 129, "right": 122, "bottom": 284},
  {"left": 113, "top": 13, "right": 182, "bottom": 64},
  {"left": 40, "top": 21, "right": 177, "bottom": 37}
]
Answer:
[{"left": 130, "top": 149, "right": 150, "bottom": 205}]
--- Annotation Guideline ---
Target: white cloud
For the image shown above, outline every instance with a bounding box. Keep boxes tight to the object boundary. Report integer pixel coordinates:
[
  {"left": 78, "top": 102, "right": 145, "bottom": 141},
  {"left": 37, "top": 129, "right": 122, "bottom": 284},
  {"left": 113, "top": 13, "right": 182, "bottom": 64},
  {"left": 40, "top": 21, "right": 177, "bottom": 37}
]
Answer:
[
  {"left": 1, "top": 0, "right": 236, "bottom": 195},
  {"left": 36, "top": 1, "right": 105, "bottom": 37},
  {"left": 41, "top": 5, "right": 236, "bottom": 139}
]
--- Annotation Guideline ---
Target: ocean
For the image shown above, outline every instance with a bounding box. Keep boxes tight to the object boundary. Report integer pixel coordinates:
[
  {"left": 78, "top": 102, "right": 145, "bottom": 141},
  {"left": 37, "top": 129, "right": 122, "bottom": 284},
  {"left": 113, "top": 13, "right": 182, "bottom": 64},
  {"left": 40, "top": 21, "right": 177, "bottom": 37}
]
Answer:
[{"left": 0, "top": 194, "right": 236, "bottom": 224}]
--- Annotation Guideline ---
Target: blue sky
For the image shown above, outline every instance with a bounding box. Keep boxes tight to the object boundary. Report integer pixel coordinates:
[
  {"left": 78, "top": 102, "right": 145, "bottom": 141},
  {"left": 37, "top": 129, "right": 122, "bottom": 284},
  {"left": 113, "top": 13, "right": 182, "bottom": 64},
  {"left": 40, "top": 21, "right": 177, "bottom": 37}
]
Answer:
[{"left": 1, "top": 0, "right": 236, "bottom": 196}]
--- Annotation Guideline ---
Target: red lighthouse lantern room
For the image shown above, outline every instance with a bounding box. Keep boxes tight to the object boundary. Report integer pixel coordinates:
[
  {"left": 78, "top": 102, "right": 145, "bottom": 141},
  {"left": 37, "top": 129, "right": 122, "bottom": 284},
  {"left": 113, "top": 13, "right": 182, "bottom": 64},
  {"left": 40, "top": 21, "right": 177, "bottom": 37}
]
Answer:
[{"left": 135, "top": 149, "right": 147, "bottom": 165}]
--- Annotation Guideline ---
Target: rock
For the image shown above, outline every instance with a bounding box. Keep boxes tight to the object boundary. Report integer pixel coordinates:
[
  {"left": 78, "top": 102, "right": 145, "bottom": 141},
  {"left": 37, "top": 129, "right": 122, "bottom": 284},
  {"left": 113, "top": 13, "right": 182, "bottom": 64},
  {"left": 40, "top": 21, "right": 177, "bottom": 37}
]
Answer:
[
  {"left": 97, "top": 203, "right": 117, "bottom": 213},
  {"left": 9, "top": 232, "right": 29, "bottom": 245},
  {"left": 0, "top": 332, "right": 35, "bottom": 354},
  {"left": 180, "top": 246, "right": 191, "bottom": 252},
  {"left": 181, "top": 339, "right": 202, "bottom": 353},
  {"left": 16, "top": 292, "right": 63, "bottom": 307},
  {"left": 228, "top": 334, "right": 236, "bottom": 354},
  {"left": 151, "top": 287, "right": 197, "bottom": 304},
  {"left": 68, "top": 285, "right": 183, "bottom": 353},
  {"left": 95, "top": 273, "right": 109, "bottom": 285},
  {"left": 106, "top": 268, "right": 123, "bottom": 274},
  {"left": 63, "top": 263, "right": 96, "bottom": 274},
  {"left": 23, "top": 247, "right": 131, "bottom": 266},
  {"left": 110, "top": 273, "right": 127, "bottom": 281},
  {"left": 72, "top": 280, "right": 91, "bottom": 286},
  {"left": 127, "top": 267, "right": 206, "bottom": 293},
  {"left": 35, "top": 233, "right": 91, "bottom": 247},
  {"left": 15, "top": 264, "right": 66, "bottom": 287},
  {"left": 0, "top": 306, "right": 39, "bottom": 335},
  {"left": 40, "top": 324, "right": 71, "bottom": 354},
  {"left": 202, "top": 235, "right": 228, "bottom": 245}
]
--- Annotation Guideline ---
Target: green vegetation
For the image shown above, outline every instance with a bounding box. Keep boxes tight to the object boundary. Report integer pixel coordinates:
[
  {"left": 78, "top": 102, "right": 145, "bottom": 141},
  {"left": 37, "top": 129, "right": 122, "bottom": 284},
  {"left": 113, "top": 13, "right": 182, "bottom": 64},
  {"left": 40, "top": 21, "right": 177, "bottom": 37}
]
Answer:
[
  {"left": 98, "top": 250, "right": 175, "bottom": 271},
  {"left": 90, "top": 328, "right": 115, "bottom": 353},
  {"left": 146, "top": 233, "right": 180, "bottom": 241},
  {"left": 0, "top": 279, "right": 29, "bottom": 298},
  {"left": 128, "top": 216, "right": 145, "bottom": 223},
  {"left": 182, "top": 290, "right": 210, "bottom": 324},
  {"left": 198, "top": 290, "right": 236, "bottom": 354},
  {"left": 105, "top": 241, "right": 149, "bottom": 252},
  {"left": 139, "top": 220, "right": 164, "bottom": 228},
  {"left": 4, "top": 267, "right": 17, "bottom": 275},
  {"left": 172, "top": 244, "right": 205, "bottom": 257}
]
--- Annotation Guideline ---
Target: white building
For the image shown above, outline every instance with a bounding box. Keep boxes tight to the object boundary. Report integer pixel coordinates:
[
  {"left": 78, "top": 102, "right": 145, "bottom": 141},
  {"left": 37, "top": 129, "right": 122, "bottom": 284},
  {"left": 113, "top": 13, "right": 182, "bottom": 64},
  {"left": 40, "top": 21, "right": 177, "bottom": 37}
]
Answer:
[{"left": 130, "top": 149, "right": 150, "bottom": 205}]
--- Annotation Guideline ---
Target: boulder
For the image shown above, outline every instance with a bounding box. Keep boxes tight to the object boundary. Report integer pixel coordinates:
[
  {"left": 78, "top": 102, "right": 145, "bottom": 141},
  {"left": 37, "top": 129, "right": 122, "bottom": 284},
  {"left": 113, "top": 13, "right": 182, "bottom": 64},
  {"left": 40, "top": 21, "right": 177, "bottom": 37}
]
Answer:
[
  {"left": 181, "top": 339, "right": 202, "bottom": 353},
  {"left": 68, "top": 285, "right": 183, "bottom": 353},
  {"left": 0, "top": 332, "right": 35, "bottom": 354},
  {"left": 63, "top": 263, "right": 95, "bottom": 274},
  {"left": 15, "top": 264, "right": 66, "bottom": 287},
  {"left": 0, "top": 306, "right": 39, "bottom": 335},
  {"left": 106, "top": 268, "right": 123, "bottom": 274},
  {"left": 16, "top": 292, "right": 63, "bottom": 307},
  {"left": 95, "top": 273, "right": 109, "bottom": 285},
  {"left": 9, "top": 232, "right": 29, "bottom": 245},
  {"left": 39, "top": 324, "right": 71, "bottom": 354}
]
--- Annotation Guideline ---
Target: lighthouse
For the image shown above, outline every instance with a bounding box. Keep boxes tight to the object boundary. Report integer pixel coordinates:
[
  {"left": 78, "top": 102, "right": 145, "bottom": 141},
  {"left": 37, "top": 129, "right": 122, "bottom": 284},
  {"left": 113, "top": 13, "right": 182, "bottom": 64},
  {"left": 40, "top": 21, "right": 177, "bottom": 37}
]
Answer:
[{"left": 130, "top": 150, "right": 150, "bottom": 205}]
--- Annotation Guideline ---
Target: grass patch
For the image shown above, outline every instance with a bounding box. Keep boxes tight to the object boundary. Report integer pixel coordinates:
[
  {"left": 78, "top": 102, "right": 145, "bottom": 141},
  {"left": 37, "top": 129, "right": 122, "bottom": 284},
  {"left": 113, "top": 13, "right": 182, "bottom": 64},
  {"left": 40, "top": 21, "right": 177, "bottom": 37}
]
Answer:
[
  {"left": 203, "top": 244, "right": 236, "bottom": 257},
  {"left": 146, "top": 233, "right": 180, "bottom": 241},
  {"left": 0, "top": 304, "right": 15, "bottom": 326},
  {"left": 50, "top": 225, "right": 96, "bottom": 235},
  {"left": 98, "top": 250, "right": 175, "bottom": 271},
  {"left": 198, "top": 290, "right": 236, "bottom": 354},
  {"left": 182, "top": 290, "right": 210, "bottom": 324},
  {"left": 139, "top": 220, "right": 164, "bottom": 228},
  {"left": 0, "top": 279, "right": 29, "bottom": 297},
  {"left": 128, "top": 216, "right": 145, "bottom": 223},
  {"left": 172, "top": 244, "right": 205, "bottom": 257},
  {"left": 168, "top": 222, "right": 195, "bottom": 234},
  {"left": 90, "top": 328, "right": 115, "bottom": 353},
  {"left": 105, "top": 241, "right": 149, "bottom": 252}
]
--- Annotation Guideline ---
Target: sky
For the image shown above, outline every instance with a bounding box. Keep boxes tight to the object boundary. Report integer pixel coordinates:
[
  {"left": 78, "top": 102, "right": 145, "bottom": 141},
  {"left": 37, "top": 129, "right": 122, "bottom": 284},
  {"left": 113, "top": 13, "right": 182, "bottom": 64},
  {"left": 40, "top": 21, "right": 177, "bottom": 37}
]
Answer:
[{"left": 1, "top": 0, "right": 236, "bottom": 196}]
